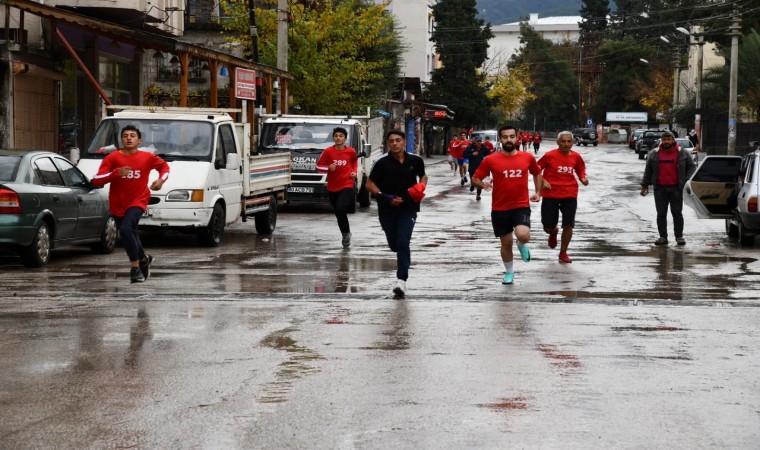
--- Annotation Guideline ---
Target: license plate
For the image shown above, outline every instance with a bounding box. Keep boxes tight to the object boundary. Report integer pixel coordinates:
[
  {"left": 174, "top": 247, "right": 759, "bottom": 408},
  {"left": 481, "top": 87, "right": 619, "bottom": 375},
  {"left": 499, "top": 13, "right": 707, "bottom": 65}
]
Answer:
[{"left": 287, "top": 186, "right": 314, "bottom": 194}]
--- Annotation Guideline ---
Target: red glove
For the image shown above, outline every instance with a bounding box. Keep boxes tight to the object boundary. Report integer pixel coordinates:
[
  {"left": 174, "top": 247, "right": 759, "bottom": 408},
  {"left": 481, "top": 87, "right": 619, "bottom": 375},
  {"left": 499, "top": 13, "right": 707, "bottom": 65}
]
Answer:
[{"left": 407, "top": 183, "right": 426, "bottom": 203}]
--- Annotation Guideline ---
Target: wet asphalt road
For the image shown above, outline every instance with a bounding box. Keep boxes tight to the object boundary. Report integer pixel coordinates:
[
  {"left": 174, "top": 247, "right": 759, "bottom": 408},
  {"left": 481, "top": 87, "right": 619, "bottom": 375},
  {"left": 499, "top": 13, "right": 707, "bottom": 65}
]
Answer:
[{"left": 2, "top": 143, "right": 760, "bottom": 448}]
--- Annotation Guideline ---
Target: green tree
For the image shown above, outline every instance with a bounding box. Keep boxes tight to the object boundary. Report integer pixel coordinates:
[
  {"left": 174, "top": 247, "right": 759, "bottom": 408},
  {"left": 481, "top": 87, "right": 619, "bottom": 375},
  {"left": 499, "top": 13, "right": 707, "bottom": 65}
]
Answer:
[
  {"left": 590, "top": 37, "right": 659, "bottom": 119},
  {"left": 509, "top": 23, "right": 577, "bottom": 130},
  {"left": 487, "top": 64, "right": 536, "bottom": 120},
  {"left": 425, "top": 0, "right": 494, "bottom": 128},
  {"left": 221, "top": 0, "right": 402, "bottom": 115}
]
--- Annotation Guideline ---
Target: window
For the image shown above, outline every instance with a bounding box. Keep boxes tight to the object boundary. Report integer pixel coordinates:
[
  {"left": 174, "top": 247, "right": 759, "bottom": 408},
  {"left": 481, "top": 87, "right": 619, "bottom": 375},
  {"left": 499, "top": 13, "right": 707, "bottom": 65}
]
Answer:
[
  {"left": 34, "top": 157, "right": 65, "bottom": 186},
  {"left": 56, "top": 158, "right": 89, "bottom": 188},
  {"left": 217, "top": 124, "right": 238, "bottom": 166}
]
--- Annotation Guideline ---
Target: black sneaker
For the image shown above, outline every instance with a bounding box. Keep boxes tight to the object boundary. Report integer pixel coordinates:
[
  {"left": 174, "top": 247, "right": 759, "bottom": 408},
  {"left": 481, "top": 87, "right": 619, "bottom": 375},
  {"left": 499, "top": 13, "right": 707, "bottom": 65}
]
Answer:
[
  {"left": 342, "top": 232, "right": 351, "bottom": 248},
  {"left": 469, "top": 184, "right": 475, "bottom": 192},
  {"left": 130, "top": 267, "right": 145, "bottom": 283},
  {"left": 139, "top": 254, "right": 153, "bottom": 280},
  {"left": 392, "top": 279, "right": 406, "bottom": 298}
]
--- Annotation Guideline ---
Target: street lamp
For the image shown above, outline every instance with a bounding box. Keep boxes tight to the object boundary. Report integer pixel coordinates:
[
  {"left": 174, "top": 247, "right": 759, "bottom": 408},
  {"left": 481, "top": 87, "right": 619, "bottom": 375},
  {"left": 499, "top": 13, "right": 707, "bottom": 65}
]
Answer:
[{"left": 677, "top": 25, "right": 705, "bottom": 153}]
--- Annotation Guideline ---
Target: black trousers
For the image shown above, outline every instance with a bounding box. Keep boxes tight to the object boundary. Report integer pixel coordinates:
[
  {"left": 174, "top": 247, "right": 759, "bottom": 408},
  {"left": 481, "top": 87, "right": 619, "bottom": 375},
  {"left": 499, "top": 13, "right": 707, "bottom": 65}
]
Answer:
[
  {"left": 653, "top": 186, "right": 684, "bottom": 238},
  {"left": 328, "top": 188, "right": 353, "bottom": 233}
]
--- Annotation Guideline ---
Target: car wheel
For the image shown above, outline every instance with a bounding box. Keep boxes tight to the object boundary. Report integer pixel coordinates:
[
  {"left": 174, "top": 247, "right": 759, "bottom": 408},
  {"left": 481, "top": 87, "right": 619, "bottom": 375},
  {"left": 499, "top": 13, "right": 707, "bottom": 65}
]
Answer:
[
  {"left": 254, "top": 195, "right": 277, "bottom": 234},
  {"left": 638, "top": 152, "right": 645, "bottom": 160},
  {"left": 20, "top": 222, "right": 52, "bottom": 268},
  {"left": 198, "top": 203, "right": 225, "bottom": 247},
  {"left": 725, "top": 219, "right": 739, "bottom": 240},
  {"left": 92, "top": 215, "right": 118, "bottom": 254},
  {"left": 593, "top": 142, "right": 599, "bottom": 146},
  {"left": 738, "top": 221, "right": 755, "bottom": 247}
]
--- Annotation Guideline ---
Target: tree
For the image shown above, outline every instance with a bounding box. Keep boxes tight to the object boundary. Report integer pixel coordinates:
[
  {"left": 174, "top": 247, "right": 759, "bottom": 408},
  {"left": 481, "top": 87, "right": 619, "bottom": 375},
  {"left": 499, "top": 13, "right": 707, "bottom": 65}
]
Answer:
[
  {"left": 487, "top": 64, "right": 536, "bottom": 120},
  {"left": 509, "top": 23, "right": 577, "bottom": 130},
  {"left": 426, "top": 0, "right": 494, "bottom": 128},
  {"left": 221, "top": 0, "right": 402, "bottom": 115}
]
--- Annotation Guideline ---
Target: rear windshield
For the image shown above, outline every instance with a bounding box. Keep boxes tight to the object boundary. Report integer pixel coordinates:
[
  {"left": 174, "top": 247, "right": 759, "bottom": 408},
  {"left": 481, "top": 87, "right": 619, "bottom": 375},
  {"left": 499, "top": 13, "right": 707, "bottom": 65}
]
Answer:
[
  {"left": 643, "top": 131, "right": 665, "bottom": 138},
  {"left": 0, "top": 155, "right": 21, "bottom": 181},
  {"left": 259, "top": 122, "right": 354, "bottom": 152}
]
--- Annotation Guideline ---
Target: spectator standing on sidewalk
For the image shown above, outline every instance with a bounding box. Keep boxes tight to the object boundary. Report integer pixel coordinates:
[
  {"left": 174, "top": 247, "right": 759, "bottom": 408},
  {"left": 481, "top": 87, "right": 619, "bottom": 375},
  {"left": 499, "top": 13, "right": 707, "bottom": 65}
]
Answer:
[
  {"left": 640, "top": 130, "right": 697, "bottom": 246},
  {"left": 472, "top": 125, "right": 542, "bottom": 285},
  {"left": 316, "top": 127, "right": 358, "bottom": 248},
  {"left": 537, "top": 131, "right": 588, "bottom": 263},
  {"left": 91, "top": 125, "right": 169, "bottom": 283},
  {"left": 365, "top": 130, "right": 428, "bottom": 298}
]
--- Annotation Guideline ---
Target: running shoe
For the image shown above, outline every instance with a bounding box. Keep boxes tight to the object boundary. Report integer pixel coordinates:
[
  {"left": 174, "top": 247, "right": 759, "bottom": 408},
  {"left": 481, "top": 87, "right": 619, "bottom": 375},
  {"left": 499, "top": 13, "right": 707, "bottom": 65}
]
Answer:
[
  {"left": 130, "top": 267, "right": 145, "bottom": 283},
  {"left": 476, "top": 195, "right": 481, "bottom": 201},
  {"left": 676, "top": 237, "right": 686, "bottom": 246},
  {"left": 470, "top": 184, "right": 475, "bottom": 192},
  {"left": 654, "top": 237, "right": 668, "bottom": 246},
  {"left": 139, "top": 254, "right": 153, "bottom": 280},
  {"left": 548, "top": 227, "right": 558, "bottom": 249},
  {"left": 502, "top": 272, "right": 514, "bottom": 284},
  {"left": 559, "top": 251, "right": 573, "bottom": 263},
  {"left": 342, "top": 232, "right": 351, "bottom": 248},
  {"left": 392, "top": 279, "right": 406, "bottom": 298},
  {"left": 518, "top": 244, "right": 531, "bottom": 262}
]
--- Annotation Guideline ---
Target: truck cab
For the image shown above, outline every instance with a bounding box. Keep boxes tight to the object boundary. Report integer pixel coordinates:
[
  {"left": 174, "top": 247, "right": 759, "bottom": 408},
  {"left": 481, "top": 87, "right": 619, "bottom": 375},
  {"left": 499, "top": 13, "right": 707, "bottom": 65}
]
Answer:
[{"left": 258, "top": 116, "right": 382, "bottom": 212}]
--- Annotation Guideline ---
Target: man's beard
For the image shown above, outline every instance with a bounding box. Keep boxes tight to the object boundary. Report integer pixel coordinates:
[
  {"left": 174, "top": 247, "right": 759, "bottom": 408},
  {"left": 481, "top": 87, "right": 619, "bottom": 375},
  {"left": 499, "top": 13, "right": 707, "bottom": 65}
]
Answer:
[
  {"left": 661, "top": 142, "right": 674, "bottom": 149},
  {"left": 503, "top": 142, "right": 515, "bottom": 151}
]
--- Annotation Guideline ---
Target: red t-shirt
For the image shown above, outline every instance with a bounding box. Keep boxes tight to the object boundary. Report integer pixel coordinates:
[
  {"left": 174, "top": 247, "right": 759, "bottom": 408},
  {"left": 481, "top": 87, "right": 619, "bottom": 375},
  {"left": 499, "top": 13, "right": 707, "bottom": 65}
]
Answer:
[
  {"left": 448, "top": 138, "right": 467, "bottom": 159},
  {"left": 316, "top": 146, "right": 358, "bottom": 192},
  {"left": 474, "top": 151, "right": 541, "bottom": 211},
  {"left": 483, "top": 141, "right": 495, "bottom": 151},
  {"left": 657, "top": 146, "right": 679, "bottom": 186},
  {"left": 537, "top": 149, "right": 586, "bottom": 199},
  {"left": 91, "top": 150, "right": 170, "bottom": 217}
]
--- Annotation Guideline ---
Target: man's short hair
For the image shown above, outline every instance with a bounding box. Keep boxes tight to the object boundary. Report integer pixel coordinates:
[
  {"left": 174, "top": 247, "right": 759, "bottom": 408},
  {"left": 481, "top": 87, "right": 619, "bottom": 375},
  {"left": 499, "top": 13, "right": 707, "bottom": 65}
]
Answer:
[
  {"left": 557, "top": 130, "right": 574, "bottom": 140},
  {"left": 333, "top": 127, "right": 348, "bottom": 137},
  {"left": 662, "top": 130, "right": 675, "bottom": 138},
  {"left": 386, "top": 129, "right": 406, "bottom": 141},
  {"left": 121, "top": 125, "right": 141, "bottom": 139},
  {"left": 498, "top": 125, "right": 516, "bottom": 138}
]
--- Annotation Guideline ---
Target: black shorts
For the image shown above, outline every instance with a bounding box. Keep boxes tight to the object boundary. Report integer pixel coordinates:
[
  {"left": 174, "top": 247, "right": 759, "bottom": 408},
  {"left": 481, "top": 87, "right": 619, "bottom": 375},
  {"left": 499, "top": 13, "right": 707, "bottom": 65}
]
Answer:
[
  {"left": 491, "top": 208, "right": 531, "bottom": 237},
  {"left": 541, "top": 197, "right": 577, "bottom": 228}
]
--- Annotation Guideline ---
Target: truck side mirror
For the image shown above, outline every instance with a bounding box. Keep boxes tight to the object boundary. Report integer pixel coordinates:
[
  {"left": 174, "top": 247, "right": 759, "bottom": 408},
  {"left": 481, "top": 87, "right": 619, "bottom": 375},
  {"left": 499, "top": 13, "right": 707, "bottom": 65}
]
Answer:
[
  {"left": 226, "top": 153, "right": 240, "bottom": 170},
  {"left": 358, "top": 143, "right": 371, "bottom": 158}
]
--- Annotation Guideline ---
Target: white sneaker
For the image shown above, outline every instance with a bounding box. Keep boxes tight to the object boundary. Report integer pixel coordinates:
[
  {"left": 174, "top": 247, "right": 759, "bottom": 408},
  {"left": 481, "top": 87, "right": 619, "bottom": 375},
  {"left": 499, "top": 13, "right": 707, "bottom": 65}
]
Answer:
[{"left": 392, "top": 279, "right": 406, "bottom": 298}]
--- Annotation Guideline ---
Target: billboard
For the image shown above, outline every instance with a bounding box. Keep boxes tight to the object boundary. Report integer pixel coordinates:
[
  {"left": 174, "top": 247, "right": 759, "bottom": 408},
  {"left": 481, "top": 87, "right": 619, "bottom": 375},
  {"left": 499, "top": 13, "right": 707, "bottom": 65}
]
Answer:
[{"left": 606, "top": 112, "right": 647, "bottom": 122}]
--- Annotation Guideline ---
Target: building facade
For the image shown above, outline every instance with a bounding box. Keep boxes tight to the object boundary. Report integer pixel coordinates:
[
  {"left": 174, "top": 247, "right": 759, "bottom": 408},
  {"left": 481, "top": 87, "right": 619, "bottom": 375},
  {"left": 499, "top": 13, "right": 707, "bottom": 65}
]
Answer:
[{"left": 382, "top": 0, "right": 438, "bottom": 83}]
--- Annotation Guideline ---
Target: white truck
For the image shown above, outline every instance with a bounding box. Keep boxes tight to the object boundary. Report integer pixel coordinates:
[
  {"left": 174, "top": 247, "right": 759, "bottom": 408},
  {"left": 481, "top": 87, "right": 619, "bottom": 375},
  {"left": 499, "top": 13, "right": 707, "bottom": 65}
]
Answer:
[
  {"left": 77, "top": 106, "right": 291, "bottom": 246},
  {"left": 257, "top": 113, "right": 385, "bottom": 212}
]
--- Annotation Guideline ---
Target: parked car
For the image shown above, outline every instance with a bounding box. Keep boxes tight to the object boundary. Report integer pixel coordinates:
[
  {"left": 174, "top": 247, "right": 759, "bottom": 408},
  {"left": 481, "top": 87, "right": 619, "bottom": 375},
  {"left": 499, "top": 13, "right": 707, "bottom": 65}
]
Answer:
[
  {"left": 471, "top": 129, "right": 498, "bottom": 144},
  {"left": 0, "top": 150, "right": 117, "bottom": 267},
  {"left": 635, "top": 129, "right": 666, "bottom": 159},
  {"left": 572, "top": 128, "right": 599, "bottom": 146},
  {"left": 629, "top": 128, "right": 647, "bottom": 150},
  {"left": 649, "top": 137, "right": 698, "bottom": 162},
  {"left": 683, "top": 151, "right": 759, "bottom": 246}
]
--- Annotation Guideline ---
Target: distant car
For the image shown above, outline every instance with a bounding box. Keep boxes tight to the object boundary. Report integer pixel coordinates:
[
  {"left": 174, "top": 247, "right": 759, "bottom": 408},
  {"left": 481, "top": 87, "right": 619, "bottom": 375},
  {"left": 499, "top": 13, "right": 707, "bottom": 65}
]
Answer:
[
  {"left": 0, "top": 150, "right": 117, "bottom": 267},
  {"left": 649, "top": 137, "right": 697, "bottom": 161},
  {"left": 684, "top": 152, "right": 760, "bottom": 246},
  {"left": 635, "top": 129, "right": 666, "bottom": 159},
  {"left": 629, "top": 128, "right": 647, "bottom": 150},
  {"left": 572, "top": 128, "right": 598, "bottom": 146},
  {"left": 470, "top": 129, "right": 498, "bottom": 144}
]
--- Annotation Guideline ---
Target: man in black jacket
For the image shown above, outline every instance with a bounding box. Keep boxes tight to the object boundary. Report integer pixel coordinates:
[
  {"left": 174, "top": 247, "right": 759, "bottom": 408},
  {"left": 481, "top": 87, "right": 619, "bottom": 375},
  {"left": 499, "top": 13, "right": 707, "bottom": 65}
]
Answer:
[{"left": 640, "top": 131, "right": 697, "bottom": 246}]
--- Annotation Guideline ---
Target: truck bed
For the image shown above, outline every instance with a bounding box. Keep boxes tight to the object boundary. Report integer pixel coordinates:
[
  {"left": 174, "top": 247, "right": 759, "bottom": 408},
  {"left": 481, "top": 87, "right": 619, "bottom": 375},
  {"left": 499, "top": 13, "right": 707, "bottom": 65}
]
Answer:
[{"left": 246, "top": 152, "right": 291, "bottom": 196}]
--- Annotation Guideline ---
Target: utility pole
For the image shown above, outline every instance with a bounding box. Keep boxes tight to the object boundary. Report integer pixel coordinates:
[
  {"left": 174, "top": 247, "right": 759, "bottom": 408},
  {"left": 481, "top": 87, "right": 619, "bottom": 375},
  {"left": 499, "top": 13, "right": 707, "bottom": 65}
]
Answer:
[
  {"left": 727, "top": 15, "right": 741, "bottom": 155},
  {"left": 249, "top": 0, "right": 259, "bottom": 63},
  {"left": 277, "top": 0, "right": 288, "bottom": 113}
]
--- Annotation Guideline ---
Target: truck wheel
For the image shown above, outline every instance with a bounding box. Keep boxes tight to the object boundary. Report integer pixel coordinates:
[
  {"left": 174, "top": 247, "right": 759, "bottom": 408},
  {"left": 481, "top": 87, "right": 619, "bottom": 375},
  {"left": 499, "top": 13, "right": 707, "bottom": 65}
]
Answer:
[
  {"left": 20, "top": 222, "right": 52, "bottom": 267},
  {"left": 91, "top": 216, "right": 118, "bottom": 254},
  {"left": 254, "top": 195, "right": 277, "bottom": 234},
  {"left": 198, "top": 203, "right": 225, "bottom": 247},
  {"left": 638, "top": 152, "right": 645, "bottom": 160},
  {"left": 726, "top": 219, "right": 739, "bottom": 240},
  {"left": 358, "top": 182, "right": 370, "bottom": 207},
  {"left": 738, "top": 221, "right": 755, "bottom": 247}
]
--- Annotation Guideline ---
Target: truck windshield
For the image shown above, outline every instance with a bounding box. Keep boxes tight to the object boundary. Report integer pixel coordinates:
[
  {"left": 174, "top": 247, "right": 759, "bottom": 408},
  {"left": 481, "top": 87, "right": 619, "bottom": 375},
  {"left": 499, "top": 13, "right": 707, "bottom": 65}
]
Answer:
[
  {"left": 84, "top": 119, "right": 214, "bottom": 162},
  {"left": 259, "top": 123, "right": 353, "bottom": 152}
]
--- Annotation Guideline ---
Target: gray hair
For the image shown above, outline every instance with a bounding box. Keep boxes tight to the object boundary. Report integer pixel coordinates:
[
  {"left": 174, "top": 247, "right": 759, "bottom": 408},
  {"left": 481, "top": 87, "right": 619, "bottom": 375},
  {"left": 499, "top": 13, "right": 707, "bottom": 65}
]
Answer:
[{"left": 557, "top": 131, "right": 573, "bottom": 140}]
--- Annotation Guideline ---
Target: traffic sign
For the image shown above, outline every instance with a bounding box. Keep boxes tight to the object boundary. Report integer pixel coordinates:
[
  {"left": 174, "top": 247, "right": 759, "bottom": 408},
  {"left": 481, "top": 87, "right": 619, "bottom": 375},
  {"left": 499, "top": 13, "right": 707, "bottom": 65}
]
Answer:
[
  {"left": 235, "top": 68, "right": 256, "bottom": 100},
  {"left": 586, "top": 119, "right": 593, "bottom": 126}
]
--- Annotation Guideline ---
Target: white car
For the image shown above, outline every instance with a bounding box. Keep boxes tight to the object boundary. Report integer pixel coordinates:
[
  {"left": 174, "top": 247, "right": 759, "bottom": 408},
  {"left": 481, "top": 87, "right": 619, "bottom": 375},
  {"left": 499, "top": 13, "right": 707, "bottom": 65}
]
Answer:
[{"left": 683, "top": 152, "right": 760, "bottom": 246}]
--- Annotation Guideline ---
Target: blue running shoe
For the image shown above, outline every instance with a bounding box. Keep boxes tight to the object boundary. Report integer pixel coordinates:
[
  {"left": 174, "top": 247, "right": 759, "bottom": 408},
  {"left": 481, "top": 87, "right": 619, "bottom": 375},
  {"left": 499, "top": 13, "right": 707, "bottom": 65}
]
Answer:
[
  {"left": 518, "top": 244, "right": 531, "bottom": 262},
  {"left": 502, "top": 272, "right": 514, "bottom": 285}
]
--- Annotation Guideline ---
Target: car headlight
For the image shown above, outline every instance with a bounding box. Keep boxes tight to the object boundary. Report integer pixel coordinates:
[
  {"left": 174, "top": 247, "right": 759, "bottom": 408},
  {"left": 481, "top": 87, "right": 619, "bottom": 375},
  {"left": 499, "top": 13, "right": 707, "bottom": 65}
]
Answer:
[{"left": 166, "top": 190, "right": 204, "bottom": 202}]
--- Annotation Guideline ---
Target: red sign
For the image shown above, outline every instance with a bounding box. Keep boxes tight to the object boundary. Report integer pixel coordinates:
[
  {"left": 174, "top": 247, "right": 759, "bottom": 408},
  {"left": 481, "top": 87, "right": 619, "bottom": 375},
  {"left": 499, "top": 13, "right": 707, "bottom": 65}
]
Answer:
[{"left": 235, "top": 68, "right": 257, "bottom": 100}]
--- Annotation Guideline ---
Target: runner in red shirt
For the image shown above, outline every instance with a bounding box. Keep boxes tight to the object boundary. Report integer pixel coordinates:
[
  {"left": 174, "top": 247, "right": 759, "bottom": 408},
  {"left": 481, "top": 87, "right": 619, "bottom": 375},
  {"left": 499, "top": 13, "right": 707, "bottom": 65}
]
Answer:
[
  {"left": 92, "top": 125, "right": 169, "bottom": 283},
  {"left": 537, "top": 131, "right": 588, "bottom": 263},
  {"left": 532, "top": 131, "right": 542, "bottom": 154},
  {"left": 483, "top": 135, "right": 495, "bottom": 152},
  {"left": 316, "top": 127, "right": 358, "bottom": 248},
  {"left": 472, "top": 125, "right": 542, "bottom": 285}
]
